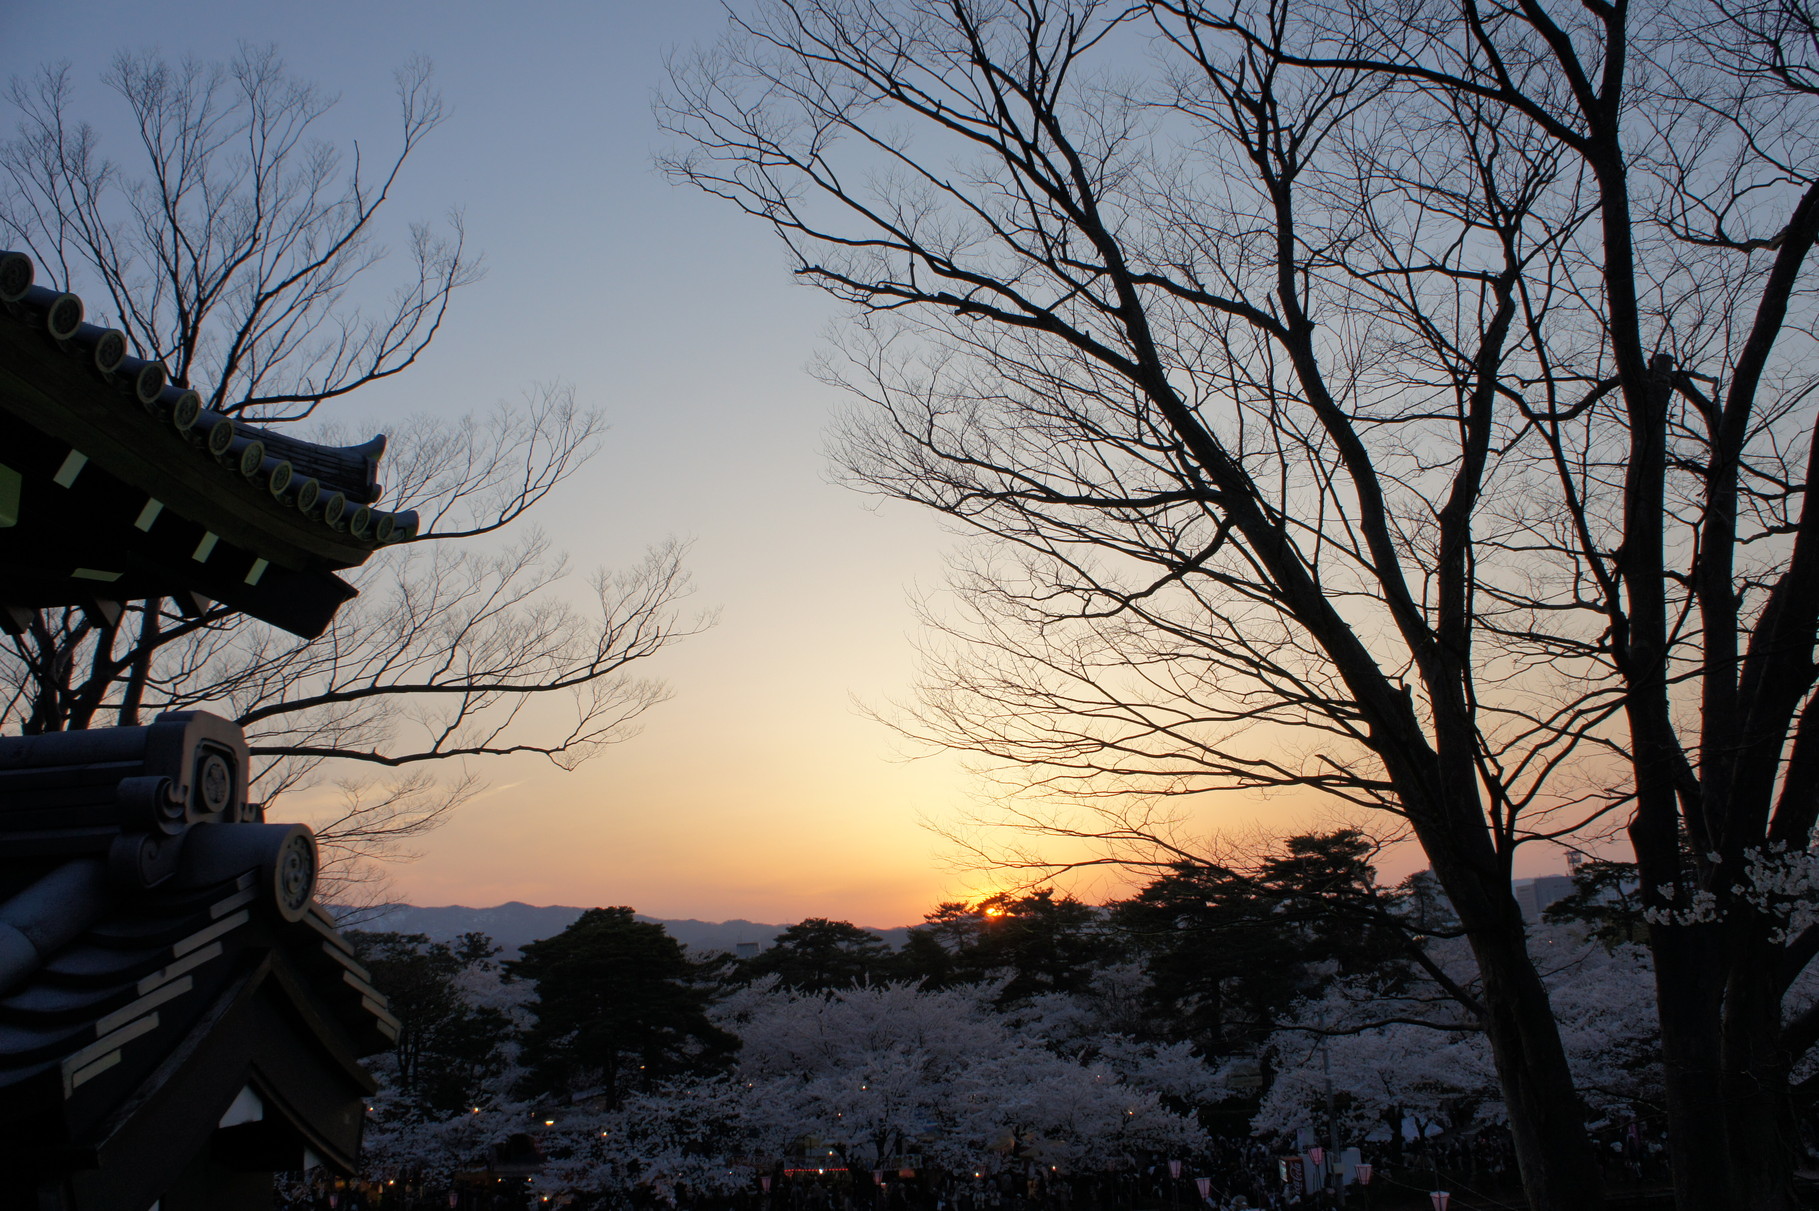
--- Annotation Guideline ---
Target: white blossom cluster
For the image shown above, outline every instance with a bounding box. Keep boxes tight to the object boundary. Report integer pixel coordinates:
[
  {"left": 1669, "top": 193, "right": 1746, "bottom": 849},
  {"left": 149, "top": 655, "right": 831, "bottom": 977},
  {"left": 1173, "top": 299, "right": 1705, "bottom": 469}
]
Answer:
[
  {"left": 1239, "top": 922, "right": 1661, "bottom": 1139},
  {"left": 361, "top": 971, "right": 1208, "bottom": 1204},
  {"left": 354, "top": 912, "right": 1695, "bottom": 1203},
  {"left": 1740, "top": 843, "right": 1819, "bottom": 941},
  {"left": 1640, "top": 887, "right": 1722, "bottom": 926}
]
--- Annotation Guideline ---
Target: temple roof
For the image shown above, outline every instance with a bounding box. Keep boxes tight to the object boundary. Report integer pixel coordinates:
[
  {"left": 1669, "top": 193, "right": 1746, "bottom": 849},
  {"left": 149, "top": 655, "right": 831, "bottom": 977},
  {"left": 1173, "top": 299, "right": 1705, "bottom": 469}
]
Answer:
[
  {"left": 0, "top": 712, "right": 398, "bottom": 1209},
  {"left": 0, "top": 250, "right": 421, "bottom": 639}
]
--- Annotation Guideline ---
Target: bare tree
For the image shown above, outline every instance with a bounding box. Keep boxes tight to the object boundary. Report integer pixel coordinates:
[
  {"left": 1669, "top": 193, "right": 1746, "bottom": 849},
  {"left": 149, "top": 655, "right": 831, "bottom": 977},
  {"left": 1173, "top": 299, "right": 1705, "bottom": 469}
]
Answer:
[
  {"left": 4, "top": 46, "right": 465, "bottom": 416},
  {"left": 1, "top": 46, "right": 702, "bottom": 891},
  {"left": 663, "top": 0, "right": 1819, "bottom": 1207}
]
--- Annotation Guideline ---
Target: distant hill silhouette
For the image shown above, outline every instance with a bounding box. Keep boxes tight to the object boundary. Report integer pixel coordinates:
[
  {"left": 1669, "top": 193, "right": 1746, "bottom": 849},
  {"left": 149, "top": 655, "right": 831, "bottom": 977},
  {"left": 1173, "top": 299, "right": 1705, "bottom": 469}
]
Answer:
[{"left": 338, "top": 902, "right": 911, "bottom": 956}]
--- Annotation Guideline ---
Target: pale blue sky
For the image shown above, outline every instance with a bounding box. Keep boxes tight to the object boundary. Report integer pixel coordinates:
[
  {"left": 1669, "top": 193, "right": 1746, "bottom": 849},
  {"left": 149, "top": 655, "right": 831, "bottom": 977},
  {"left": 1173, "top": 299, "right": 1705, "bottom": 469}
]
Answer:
[
  {"left": 2, "top": 0, "right": 1000, "bottom": 924},
  {"left": 6, "top": 1, "right": 1499, "bottom": 923}
]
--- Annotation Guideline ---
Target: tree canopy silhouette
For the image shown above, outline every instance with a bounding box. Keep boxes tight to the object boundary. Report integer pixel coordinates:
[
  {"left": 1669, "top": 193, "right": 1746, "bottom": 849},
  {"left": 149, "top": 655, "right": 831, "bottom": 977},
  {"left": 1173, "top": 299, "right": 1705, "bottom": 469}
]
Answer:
[{"left": 511, "top": 907, "right": 736, "bottom": 1109}]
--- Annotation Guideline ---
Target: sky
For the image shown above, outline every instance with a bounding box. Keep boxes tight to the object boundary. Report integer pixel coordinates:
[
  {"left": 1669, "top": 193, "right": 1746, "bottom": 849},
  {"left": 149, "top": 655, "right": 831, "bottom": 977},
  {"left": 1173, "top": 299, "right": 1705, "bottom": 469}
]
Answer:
[
  {"left": 1, "top": 0, "right": 1030, "bottom": 926},
  {"left": 3, "top": 1, "right": 1565, "bottom": 926}
]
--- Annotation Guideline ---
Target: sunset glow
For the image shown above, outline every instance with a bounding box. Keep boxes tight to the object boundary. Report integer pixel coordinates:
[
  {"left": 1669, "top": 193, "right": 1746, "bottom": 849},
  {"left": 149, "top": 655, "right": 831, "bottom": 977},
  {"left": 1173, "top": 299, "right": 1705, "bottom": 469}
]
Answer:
[{"left": 7, "top": 0, "right": 1569, "bottom": 930}]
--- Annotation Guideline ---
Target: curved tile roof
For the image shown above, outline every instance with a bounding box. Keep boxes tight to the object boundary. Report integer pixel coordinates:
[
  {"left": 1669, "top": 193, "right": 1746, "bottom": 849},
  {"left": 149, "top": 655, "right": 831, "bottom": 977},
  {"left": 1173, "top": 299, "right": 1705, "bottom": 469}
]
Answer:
[
  {"left": 0, "top": 251, "right": 427, "bottom": 637},
  {"left": 0, "top": 712, "right": 396, "bottom": 1207}
]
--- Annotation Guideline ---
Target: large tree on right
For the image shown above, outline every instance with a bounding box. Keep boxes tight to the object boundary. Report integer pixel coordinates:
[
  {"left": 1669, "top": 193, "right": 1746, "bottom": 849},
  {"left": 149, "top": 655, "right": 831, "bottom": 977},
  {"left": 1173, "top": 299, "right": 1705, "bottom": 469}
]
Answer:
[{"left": 664, "top": 1, "right": 1819, "bottom": 1207}]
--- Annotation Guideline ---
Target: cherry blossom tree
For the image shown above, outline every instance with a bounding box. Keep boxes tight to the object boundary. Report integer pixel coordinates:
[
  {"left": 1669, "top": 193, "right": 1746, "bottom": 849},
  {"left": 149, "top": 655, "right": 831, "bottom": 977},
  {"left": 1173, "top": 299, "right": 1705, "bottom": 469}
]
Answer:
[
  {"left": 727, "top": 980, "right": 1208, "bottom": 1175},
  {"left": 1244, "top": 923, "right": 1661, "bottom": 1146},
  {"left": 519, "top": 977, "right": 1209, "bottom": 1206}
]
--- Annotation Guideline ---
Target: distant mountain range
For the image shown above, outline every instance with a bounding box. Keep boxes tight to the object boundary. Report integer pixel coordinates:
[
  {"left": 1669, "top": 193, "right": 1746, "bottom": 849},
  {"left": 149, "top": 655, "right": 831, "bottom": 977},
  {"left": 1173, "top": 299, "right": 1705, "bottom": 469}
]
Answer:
[
  {"left": 337, "top": 901, "right": 912, "bottom": 956},
  {"left": 338, "top": 877, "right": 1577, "bottom": 956}
]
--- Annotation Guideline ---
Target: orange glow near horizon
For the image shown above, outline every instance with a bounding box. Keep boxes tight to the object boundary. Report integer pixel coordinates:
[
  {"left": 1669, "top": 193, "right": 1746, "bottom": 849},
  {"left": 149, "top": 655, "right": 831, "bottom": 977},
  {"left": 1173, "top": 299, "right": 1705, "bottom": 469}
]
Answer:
[
  {"left": 350, "top": 775, "right": 1583, "bottom": 928},
  {"left": 15, "top": 0, "right": 1601, "bottom": 936},
  {"left": 316, "top": 735, "right": 1580, "bottom": 928}
]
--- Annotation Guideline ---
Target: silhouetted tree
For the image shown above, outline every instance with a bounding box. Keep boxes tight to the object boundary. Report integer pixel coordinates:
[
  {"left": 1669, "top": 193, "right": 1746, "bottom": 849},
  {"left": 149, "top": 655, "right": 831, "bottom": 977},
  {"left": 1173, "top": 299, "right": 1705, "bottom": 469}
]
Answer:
[
  {"left": 665, "top": 1, "right": 1819, "bottom": 1204},
  {"left": 892, "top": 903, "right": 977, "bottom": 988},
  {"left": 510, "top": 907, "right": 736, "bottom": 1108},
  {"left": 1118, "top": 830, "right": 1409, "bottom": 1053},
  {"left": 894, "top": 890, "right": 1110, "bottom": 1003},
  {"left": 0, "top": 47, "right": 701, "bottom": 892},
  {"left": 968, "top": 889, "right": 1111, "bottom": 1003},
  {"left": 1545, "top": 861, "right": 1650, "bottom": 950},
  {"left": 742, "top": 917, "right": 893, "bottom": 991},
  {"left": 350, "top": 930, "right": 515, "bottom": 1116}
]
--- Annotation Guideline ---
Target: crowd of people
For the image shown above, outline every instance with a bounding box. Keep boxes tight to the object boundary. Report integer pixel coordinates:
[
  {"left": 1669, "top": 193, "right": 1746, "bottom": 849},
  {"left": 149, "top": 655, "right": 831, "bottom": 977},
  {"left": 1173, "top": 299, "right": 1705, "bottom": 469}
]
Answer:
[{"left": 294, "top": 1125, "right": 1563, "bottom": 1211}]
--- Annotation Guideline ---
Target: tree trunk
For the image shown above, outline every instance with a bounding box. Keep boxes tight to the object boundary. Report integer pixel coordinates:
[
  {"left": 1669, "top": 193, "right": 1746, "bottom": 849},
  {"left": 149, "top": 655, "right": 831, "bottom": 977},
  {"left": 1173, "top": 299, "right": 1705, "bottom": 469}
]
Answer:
[
  {"left": 1722, "top": 927, "right": 1796, "bottom": 1210},
  {"left": 1407, "top": 745, "right": 1605, "bottom": 1210},
  {"left": 1468, "top": 919, "right": 1607, "bottom": 1211},
  {"left": 1649, "top": 921, "right": 1731, "bottom": 1210}
]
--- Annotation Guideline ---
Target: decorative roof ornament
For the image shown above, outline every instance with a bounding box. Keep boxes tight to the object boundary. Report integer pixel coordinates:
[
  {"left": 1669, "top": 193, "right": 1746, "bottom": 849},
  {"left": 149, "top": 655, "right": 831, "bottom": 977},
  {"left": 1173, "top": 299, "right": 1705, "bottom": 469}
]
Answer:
[
  {"left": 0, "top": 711, "right": 398, "bottom": 1207},
  {"left": 0, "top": 252, "right": 405, "bottom": 1206}
]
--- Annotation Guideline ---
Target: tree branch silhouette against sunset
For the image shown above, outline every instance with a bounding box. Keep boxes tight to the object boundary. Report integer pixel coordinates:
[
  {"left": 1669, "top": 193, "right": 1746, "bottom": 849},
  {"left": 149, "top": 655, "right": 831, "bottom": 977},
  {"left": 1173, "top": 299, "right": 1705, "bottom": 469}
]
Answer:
[
  {"left": 663, "top": 0, "right": 1819, "bottom": 1206},
  {"left": 1, "top": 47, "right": 705, "bottom": 897}
]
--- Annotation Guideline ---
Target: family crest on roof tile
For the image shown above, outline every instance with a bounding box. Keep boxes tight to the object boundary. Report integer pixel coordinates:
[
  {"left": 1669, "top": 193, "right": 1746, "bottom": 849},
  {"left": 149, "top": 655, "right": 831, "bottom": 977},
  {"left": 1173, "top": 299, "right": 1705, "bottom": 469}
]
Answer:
[{"left": 0, "top": 710, "right": 398, "bottom": 1208}]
